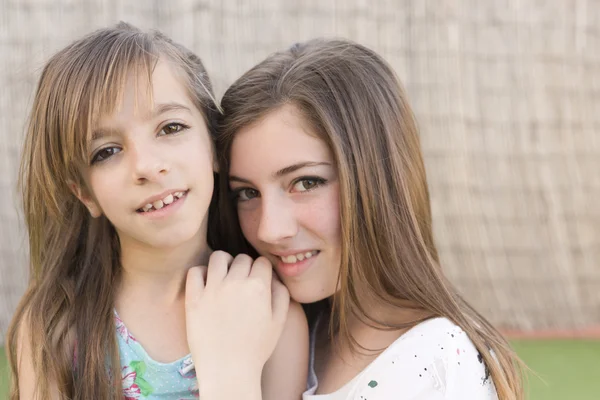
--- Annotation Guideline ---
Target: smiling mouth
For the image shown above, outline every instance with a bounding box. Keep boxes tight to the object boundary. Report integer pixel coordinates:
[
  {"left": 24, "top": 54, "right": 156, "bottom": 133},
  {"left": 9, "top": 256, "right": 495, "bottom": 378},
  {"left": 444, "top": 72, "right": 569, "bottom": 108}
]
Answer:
[
  {"left": 277, "top": 250, "right": 320, "bottom": 264},
  {"left": 136, "top": 191, "right": 188, "bottom": 213}
]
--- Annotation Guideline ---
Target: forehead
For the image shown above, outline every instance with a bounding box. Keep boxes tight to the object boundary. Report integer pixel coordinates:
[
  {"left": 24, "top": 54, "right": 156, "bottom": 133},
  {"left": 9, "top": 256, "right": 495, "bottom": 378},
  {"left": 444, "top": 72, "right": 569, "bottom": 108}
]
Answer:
[
  {"left": 230, "top": 104, "right": 333, "bottom": 174},
  {"left": 94, "top": 60, "right": 192, "bottom": 129}
]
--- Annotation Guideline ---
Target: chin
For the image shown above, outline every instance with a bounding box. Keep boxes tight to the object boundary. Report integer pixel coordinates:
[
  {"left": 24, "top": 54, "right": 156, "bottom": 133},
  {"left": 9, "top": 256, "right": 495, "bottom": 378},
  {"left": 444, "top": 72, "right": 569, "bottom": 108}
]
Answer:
[
  {"left": 287, "top": 283, "right": 334, "bottom": 305},
  {"left": 144, "top": 226, "right": 203, "bottom": 249}
]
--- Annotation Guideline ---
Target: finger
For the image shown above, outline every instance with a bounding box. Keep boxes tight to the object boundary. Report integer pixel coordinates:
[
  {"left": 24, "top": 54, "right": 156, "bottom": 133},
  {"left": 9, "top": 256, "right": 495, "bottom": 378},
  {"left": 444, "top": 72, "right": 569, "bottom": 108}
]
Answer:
[
  {"left": 271, "top": 278, "right": 290, "bottom": 330},
  {"left": 248, "top": 256, "right": 273, "bottom": 283},
  {"left": 227, "top": 253, "right": 253, "bottom": 279},
  {"left": 185, "top": 266, "right": 207, "bottom": 307},
  {"left": 272, "top": 270, "right": 283, "bottom": 283},
  {"left": 206, "top": 251, "right": 233, "bottom": 287},
  {"left": 199, "top": 265, "right": 208, "bottom": 281}
]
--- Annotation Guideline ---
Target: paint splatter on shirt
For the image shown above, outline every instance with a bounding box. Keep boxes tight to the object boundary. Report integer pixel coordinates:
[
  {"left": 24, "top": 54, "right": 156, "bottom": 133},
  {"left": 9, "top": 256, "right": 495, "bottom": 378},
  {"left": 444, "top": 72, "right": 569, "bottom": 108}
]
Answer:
[{"left": 303, "top": 317, "right": 498, "bottom": 400}]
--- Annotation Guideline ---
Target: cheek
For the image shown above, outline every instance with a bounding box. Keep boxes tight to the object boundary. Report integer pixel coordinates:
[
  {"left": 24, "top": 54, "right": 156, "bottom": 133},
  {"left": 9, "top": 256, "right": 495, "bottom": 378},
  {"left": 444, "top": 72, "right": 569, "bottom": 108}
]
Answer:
[
  {"left": 178, "top": 136, "right": 213, "bottom": 169},
  {"left": 87, "top": 172, "right": 118, "bottom": 209},
  {"left": 238, "top": 208, "right": 259, "bottom": 245},
  {"left": 305, "top": 185, "right": 341, "bottom": 244},
  {"left": 300, "top": 208, "right": 339, "bottom": 244}
]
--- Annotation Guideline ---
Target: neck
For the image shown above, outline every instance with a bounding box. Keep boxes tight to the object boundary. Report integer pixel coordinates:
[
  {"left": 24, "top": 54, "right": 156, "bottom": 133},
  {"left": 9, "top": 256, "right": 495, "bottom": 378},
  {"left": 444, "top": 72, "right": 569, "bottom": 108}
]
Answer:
[
  {"left": 325, "top": 293, "right": 431, "bottom": 353},
  {"left": 117, "top": 231, "right": 211, "bottom": 306}
]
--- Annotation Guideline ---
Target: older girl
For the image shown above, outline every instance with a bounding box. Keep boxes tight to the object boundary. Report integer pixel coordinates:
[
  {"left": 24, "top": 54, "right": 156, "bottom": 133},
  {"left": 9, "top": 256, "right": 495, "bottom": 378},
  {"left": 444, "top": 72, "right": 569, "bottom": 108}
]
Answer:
[{"left": 212, "top": 38, "right": 524, "bottom": 399}]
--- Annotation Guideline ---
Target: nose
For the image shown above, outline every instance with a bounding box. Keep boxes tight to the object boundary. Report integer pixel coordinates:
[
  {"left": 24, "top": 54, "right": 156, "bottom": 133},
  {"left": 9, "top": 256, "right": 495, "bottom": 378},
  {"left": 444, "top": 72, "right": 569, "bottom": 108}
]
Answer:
[
  {"left": 130, "top": 141, "right": 169, "bottom": 184},
  {"left": 257, "top": 192, "right": 298, "bottom": 244}
]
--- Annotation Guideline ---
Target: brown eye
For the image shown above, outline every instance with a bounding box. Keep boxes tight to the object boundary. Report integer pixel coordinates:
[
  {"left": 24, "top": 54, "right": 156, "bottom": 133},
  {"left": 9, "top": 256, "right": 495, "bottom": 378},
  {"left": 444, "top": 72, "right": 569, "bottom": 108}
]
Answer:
[
  {"left": 159, "top": 123, "right": 187, "bottom": 136},
  {"left": 91, "top": 147, "right": 121, "bottom": 164},
  {"left": 292, "top": 177, "right": 325, "bottom": 193}
]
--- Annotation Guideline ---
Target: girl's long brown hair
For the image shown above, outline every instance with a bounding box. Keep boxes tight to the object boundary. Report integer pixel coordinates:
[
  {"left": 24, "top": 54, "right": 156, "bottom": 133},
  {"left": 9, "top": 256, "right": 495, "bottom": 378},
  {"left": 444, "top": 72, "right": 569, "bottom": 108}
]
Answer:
[
  {"left": 6, "top": 23, "right": 219, "bottom": 399},
  {"left": 216, "top": 39, "right": 524, "bottom": 399}
]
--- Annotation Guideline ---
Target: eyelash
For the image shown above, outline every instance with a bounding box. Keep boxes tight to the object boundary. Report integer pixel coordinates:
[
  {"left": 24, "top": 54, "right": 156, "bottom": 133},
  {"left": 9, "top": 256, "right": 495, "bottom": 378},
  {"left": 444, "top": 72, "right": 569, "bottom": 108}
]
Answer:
[
  {"left": 232, "top": 176, "right": 328, "bottom": 202},
  {"left": 292, "top": 176, "right": 327, "bottom": 192},
  {"left": 90, "top": 122, "right": 190, "bottom": 164},
  {"left": 158, "top": 122, "right": 190, "bottom": 137}
]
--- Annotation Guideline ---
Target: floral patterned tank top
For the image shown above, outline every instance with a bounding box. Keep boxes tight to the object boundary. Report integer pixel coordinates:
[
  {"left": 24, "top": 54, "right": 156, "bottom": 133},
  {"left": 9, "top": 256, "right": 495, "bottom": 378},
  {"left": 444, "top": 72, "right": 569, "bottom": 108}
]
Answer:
[{"left": 115, "top": 311, "right": 199, "bottom": 399}]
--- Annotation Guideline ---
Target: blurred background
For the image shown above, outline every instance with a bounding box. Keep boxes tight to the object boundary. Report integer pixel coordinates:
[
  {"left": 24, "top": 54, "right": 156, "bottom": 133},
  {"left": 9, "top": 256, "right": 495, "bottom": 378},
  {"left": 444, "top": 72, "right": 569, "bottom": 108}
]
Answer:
[{"left": 0, "top": 0, "right": 598, "bottom": 398}]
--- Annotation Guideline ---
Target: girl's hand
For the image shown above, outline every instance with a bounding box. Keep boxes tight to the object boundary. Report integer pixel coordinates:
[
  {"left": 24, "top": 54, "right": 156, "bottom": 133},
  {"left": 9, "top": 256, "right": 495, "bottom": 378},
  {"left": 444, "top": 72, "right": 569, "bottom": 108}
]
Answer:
[{"left": 185, "top": 251, "right": 290, "bottom": 399}]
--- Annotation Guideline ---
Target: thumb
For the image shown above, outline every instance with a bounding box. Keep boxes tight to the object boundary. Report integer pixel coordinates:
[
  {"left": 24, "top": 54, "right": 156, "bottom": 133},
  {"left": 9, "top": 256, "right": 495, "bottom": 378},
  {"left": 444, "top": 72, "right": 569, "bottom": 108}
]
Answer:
[
  {"left": 271, "top": 278, "right": 290, "bottom": 335},
  {"left": 185, "top": 266, "right": 207, "bottom": 309}
]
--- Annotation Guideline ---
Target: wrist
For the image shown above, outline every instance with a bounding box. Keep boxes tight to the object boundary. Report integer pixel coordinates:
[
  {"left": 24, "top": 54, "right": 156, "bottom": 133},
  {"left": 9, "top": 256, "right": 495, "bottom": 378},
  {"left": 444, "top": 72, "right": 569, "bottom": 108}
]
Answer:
[{"left": 199, "top": 369, "right": 262, "bottom": 400}]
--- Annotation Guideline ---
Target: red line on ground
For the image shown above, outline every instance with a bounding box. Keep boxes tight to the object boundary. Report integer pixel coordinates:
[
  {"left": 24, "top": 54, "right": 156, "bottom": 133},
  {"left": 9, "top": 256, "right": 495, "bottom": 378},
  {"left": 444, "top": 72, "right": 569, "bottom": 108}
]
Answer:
[{"left": 502, "top": 326, "right": 600, "bottom": 340}]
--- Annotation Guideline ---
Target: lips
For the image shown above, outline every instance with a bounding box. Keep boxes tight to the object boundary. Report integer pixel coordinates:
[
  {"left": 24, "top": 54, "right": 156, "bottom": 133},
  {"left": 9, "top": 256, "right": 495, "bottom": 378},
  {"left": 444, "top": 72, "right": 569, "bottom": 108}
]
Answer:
[
  {"left": 273, "top": 250, "right": 320, "bottom": 278},
  {"left": 277, "top": 250, "right": 320, "bottom": 264},
  {"left": 137, "top": 190, "right": 188, "bottom": 213}
]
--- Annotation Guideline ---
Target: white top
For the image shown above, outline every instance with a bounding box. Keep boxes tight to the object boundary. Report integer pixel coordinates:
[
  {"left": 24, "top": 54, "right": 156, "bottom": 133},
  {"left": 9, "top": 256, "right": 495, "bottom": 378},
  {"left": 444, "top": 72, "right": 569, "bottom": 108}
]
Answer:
[{"left": 303, "top": 317, "right": 498, "bottom": 400}]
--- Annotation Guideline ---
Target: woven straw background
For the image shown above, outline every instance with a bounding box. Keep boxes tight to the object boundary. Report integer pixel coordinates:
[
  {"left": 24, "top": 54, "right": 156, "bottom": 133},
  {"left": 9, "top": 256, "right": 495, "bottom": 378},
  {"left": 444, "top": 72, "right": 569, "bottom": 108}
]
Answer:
[{"left": 1, "top": 0, "right": 598, "bottom": 343}]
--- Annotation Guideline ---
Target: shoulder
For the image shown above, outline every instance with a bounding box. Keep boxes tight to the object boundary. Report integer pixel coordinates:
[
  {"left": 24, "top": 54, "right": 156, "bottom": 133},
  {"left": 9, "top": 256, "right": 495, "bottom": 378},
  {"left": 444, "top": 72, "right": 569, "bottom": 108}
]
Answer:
[
  {"left": 11, "top": 307, "right": 46, "bottom": 399},
  {"left": 279, "top": 300, "right": 309, "bottom": 347},
  {"left": 350, "top": 318, "right": 498, "bottom": 399},
  {"left": 261, "top": 301, "right": 309, "bottom": 400},
  {"left": 11, "top": 305, "right": 75, "bottom": 399},
  {"left": 278, "top": 300, "right": 309, "bottom": 356}
]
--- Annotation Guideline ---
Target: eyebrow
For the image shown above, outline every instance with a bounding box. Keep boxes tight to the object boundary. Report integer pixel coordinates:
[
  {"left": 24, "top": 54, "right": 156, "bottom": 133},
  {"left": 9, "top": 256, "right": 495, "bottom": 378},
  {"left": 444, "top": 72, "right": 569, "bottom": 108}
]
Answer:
[
  {"left": 229, "top": 161, "right": 332, "bottom": 184},
  {"left": 91, "top": 102, "right": 192, "bottom": 141},
  {"left": 152, "top": 102, "right": 192, "bottom": 118}
]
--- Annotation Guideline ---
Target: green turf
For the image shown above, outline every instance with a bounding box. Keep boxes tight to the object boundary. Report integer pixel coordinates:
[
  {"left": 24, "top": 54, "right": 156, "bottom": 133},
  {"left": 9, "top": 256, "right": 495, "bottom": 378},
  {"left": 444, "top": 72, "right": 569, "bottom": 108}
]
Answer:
[
  {"left": 1, "top": 346, "right": 8, "bottom": 399},
  {"left": 512, "top": 339, "right": 600, "bottom": 400},
  {"left": 0, "top": 340, "right": 598, "bottom": 398}
]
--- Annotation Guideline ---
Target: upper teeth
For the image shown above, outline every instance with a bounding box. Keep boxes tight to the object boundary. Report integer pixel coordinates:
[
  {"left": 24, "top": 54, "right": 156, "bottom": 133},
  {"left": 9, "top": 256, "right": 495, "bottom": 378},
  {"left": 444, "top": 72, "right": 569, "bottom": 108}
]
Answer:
[
  {"left": 280, "top": 251, "right": 318, "bottom": 264},
  {"left": 141, "top": 191, "right": 185, "bottom": 212}
]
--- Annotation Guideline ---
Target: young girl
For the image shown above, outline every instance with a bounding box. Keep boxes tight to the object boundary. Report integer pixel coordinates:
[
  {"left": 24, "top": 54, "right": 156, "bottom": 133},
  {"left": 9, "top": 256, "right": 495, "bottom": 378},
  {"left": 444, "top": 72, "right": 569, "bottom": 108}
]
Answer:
[
  {"left": 6, "top": 23, "right": 308, "bottom": 399},
  {"left": 210, "top": 39, "right": 525, "bottom": 399}
]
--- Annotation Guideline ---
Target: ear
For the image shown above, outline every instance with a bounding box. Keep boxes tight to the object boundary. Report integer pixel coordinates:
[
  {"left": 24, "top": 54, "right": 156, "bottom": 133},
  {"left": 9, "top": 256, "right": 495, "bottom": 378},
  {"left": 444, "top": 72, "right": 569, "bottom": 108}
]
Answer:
[{"left": 68, "top": 181, "right": 102, "bottom": 218}]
